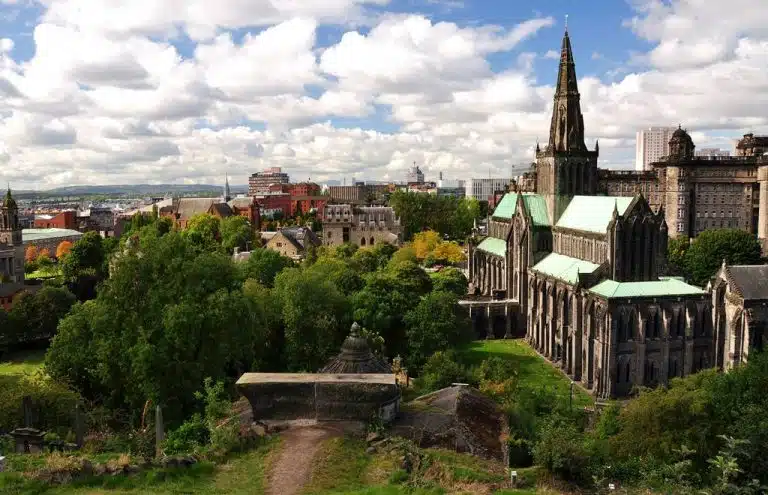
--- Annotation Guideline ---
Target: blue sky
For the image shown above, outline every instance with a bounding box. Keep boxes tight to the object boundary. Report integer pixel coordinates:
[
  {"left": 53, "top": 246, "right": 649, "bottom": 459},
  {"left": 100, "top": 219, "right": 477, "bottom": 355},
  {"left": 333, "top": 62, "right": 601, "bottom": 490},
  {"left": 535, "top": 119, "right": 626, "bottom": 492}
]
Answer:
[{"left": 0, "top": 0, "right": 767, "bottom": 188}]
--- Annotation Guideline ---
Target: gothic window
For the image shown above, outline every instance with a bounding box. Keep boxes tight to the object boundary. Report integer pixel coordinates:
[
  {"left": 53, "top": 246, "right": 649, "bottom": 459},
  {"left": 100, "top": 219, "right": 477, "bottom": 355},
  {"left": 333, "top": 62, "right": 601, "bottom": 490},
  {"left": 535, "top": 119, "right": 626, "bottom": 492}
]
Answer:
[{"left": 669, "top": 359, "right": 678, "bottom": 378}]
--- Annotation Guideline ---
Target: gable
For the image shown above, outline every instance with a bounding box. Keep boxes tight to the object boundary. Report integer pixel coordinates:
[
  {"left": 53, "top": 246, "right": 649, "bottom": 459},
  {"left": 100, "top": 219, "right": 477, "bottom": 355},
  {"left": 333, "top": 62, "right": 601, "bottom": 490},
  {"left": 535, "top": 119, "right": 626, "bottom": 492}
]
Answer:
[
  {"left": 724, "top": 265, "right": 768, "bottom": 300},
  {"left": 491, "top": 193, "right": 518, "bottom": 220},
  {"left": 556, "top": 195, "right": 634, "bottom": 234},
  {"left": 267, "top": 232, "right": 300, "bottom": 251}
]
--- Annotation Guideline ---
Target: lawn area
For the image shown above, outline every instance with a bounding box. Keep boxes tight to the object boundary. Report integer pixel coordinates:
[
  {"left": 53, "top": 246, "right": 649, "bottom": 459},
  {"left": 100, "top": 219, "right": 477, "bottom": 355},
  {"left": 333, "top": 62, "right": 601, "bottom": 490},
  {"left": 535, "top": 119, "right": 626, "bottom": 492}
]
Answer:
[
  {"left": 0, "top": 439, "right": 276, "bottom": 495},
  {"left": 0, "top": 348, "right": 46, "bottom": 376},
  {"left": 459, "top": 339, "right": 594, "bottom": 408}
]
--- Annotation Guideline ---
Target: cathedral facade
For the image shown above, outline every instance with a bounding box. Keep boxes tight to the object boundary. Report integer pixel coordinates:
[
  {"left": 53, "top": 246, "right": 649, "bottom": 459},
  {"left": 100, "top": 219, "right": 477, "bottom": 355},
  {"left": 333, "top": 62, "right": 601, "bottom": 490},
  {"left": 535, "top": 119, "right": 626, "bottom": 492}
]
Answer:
[
  {"left": 0, "top": 189, "right": 24, "bottom": 284},
  {"left": 463, "top": 30, "right": 714, "bottom": 399}
]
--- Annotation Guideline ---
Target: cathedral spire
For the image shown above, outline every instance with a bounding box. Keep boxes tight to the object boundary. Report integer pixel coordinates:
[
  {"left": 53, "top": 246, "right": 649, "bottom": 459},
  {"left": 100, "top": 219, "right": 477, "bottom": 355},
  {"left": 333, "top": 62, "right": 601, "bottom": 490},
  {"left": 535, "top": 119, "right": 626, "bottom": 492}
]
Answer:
[
  {"left": 224, "top": 174, "right": 231, "bottom": 202},
  {"left": 547, "top": 28, "right": 587, "bottom": 153}
]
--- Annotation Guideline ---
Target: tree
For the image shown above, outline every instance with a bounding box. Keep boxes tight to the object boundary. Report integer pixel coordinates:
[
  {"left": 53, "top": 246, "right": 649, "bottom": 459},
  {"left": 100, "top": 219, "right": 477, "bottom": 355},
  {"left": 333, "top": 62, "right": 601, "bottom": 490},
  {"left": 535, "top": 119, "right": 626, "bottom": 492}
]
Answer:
[
  {"left": 273, "top": 267, "right": 351, "bottom": 372},
  {"left": 239, "top": 248, "right": 293, "bottom": 287},
  {"left": 221, "top": 215, "right": 254, "bottom": 253},
  {"left": 684, "top": 229, "right": 762, "bottom": 286},
  {"left": 46, "top": 231, "right": 263, "bottom": 425},
  {"left": 430, "top": 267, "right": 469, "bottom": 297},
  {"left": 667, "top": 235, "right": 690, "bottom": 277},
  {"left": 60, "top": 232, "right": 106, "bottom": 282},
  {"left": 25, "top": 245, "right": 39, "bottom": 262},
  {"left": 390, "top": 192, "right": 482, "bottom": 240},
  {"left": 413, "top": 231, "right": 442, "bottom": 260},
  {"left": 404, "top": 291, "right": 472, "bottom": 373},
  {"left": 185, "top": 213, "right": 222, "bottom": 250},
  {"left": 305, "top": 256, "right": 364, "bottom": 295},
  {"left": 9, "top": 286, "right": 76, "bottom": 343},
  {"left": 351, "top": 248, "right": 379, "bottom": 274},
  {"left": 56, "top": 241, "right": 73, "bottom": 259}
]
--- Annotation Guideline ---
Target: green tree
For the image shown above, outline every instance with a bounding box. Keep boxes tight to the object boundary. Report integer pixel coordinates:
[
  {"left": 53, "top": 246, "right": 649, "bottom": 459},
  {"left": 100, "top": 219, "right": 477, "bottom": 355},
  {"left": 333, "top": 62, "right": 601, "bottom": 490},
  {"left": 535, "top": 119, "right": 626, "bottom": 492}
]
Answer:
[
  {"left": 220, "top": 215, "right": 254, "bottom": 253},
  {"left": 404, "top": 291, "right": 472, "bottom": 372},
  {"left": 351, "top": 248, "right": 379, "bottom": 274},
  {"left": 305, "top": 256, "right": 364, "bottom": 295},
  {"left": 239, "top": 248, "right": 293, "bottom": 287},
  {"left": 9, "top": 286, "right": 76, "bottom": 342},
  {"left": 60, "top": 231, "right": 106, "bottom": 282},
  {"left": 273, "top": 267, "right": 351, "bottom": 371},
  {"left": 685, "top": 229, "right": 762, "bottom": 286},
  {"left": 430, "top": 267, "right": 469, "bottom": 297},
  {"left": 668, "top": 235, "right": 690, "bottom": 277},
  {"left": 46, "top": 231, "right": 263, "bottom": 425}
]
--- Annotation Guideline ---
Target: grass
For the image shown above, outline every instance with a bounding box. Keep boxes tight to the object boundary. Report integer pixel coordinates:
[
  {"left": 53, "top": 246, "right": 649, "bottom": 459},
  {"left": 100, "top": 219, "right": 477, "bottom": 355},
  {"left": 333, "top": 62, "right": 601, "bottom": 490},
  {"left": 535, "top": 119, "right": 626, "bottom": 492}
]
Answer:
[
  {"left": 0, "top": 348, "right": 47, "bottom": 376},
  {"left": 459, "top": 339, "right": 594, "bottom": 408},
  {"left": 303, "top": 437, "right": 371, "bottom": 494},
  {"left": 0, "top": 438, "right": 277, "bottom": 495}
]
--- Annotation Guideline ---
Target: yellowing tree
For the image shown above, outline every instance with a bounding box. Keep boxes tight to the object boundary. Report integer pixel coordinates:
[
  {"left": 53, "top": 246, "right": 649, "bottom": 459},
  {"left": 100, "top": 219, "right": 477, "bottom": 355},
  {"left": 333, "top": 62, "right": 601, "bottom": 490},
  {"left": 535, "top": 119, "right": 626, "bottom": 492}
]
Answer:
[
  {"left": 25, "top": 245, "right": 39, "bottom": 262},
  {"left": 412, "top": 230, "right": 441, "bottom": 260},
  {"left": 432, "top": 241, "right": 466, "bottom": 263},
  {"left": 56, "top": 240, "right": 73, "bottom": 259}
]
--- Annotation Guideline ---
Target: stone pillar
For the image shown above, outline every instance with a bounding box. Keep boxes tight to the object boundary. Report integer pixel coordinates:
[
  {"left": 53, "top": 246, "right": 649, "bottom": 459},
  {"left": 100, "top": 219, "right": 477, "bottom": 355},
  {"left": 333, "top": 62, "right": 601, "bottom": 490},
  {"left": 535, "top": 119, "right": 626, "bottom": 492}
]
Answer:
[
  {"left": 634, "top": 342, "right": 646, "bottom": 386},
  {"left": 757, "top": 165, "right": 768, "bottom": 254},
  {"left": 486, "top": 306, "right": 494, "bottom": 340},
  {"left": 684, "top": 340, "right": 694, "bottom": 375},
  {"left": 504, "top": 304, "right": 512, "bottom": 339}
]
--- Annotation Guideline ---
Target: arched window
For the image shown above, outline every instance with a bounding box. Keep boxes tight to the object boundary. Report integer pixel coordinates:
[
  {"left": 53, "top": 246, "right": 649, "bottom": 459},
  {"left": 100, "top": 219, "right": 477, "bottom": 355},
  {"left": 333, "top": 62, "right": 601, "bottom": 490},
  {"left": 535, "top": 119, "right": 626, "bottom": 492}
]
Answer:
[
  {"left": 360, "top": 237, "right": 366, "bottom": 246},
  {"left": 370, "top": 237, "right": 375, "bottom": 246}
]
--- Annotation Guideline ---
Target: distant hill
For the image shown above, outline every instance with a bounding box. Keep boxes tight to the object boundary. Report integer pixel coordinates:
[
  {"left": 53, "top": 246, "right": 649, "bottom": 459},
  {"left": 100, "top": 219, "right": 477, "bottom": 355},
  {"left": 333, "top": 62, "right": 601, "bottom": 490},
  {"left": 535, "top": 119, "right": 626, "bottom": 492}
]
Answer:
[{"left": 14, "top": 184, "right": 249, "bottom": 198}]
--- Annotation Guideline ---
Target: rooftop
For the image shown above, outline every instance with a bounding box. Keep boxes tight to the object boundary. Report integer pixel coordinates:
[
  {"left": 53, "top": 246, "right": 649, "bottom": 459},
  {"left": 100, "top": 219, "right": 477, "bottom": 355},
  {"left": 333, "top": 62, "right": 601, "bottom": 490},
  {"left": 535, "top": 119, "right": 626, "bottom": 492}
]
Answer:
[
  {"left": 23, "top": 228, "right": 83, "bottom": 242},
  {"left": 532, "top": 252, "right": 600, "bottom": 284},
  {"left": 476, "top": 237, "right": 506, "bottom": 257},
  {"left": 556, "top": 196, "right": 634, "bottom": 234},
  {"left": 492, "top": 193, "right": 549, "bottom": 226},
  {"left": 236, "top": 373, "right": 396, "bottom": 385},
  {"left": 589, "top": 277, "right": 705, "bottom": 299},
  {"left": 723, "top": 265, "right": 768, "bottom": 300}
]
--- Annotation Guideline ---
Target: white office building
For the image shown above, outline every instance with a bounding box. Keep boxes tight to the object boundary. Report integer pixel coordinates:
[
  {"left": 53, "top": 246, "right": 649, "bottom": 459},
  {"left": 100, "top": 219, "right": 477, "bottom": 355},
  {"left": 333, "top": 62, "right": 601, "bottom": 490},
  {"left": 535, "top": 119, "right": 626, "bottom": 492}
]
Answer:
[
  {"left": 635, "top": 126, "right": 677, "bottom": 171},
  {"left": 464, "top": 178, "right": 513, "bottom": 202}
]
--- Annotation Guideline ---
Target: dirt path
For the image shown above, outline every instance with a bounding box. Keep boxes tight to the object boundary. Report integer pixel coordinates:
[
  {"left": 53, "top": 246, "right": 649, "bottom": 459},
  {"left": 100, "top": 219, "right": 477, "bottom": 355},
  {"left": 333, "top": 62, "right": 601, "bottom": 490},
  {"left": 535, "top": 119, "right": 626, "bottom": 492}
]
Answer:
[{"left": 266, "top": 427, "right": 340, "bottom": 495}]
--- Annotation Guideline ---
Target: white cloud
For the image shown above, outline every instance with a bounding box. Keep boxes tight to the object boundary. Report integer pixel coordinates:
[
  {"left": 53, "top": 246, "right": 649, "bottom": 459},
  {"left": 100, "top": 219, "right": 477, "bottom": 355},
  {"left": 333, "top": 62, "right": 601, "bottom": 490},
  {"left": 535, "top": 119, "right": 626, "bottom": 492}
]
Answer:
[{"left": 2, "top": 1, "right": 768, "bottom": 189}]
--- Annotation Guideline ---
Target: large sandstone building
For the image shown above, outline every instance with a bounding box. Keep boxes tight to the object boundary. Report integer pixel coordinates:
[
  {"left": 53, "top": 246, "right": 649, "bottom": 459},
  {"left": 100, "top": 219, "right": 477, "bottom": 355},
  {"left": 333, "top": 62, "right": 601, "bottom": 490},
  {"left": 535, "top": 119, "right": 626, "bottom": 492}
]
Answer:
[
  {"left": 464, "top": 29, "right": 717, "bottom": 399},
  {"left": 322, "top": 205, "right": 402, "bottom": 248},
  {"left": 598, "top": 131, "right": 768, "bottom": 248}
]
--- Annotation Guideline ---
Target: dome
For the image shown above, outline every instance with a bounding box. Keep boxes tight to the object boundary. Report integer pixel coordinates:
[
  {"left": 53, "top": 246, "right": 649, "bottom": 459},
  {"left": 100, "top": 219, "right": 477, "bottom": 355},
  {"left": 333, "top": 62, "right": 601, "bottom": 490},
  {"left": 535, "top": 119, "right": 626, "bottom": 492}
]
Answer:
[
  {"left": 320, "top": 322, "right": 393, "bottom": 374},
  {"left": 667, "top": 125, "right": 695, "bottom": 160}
]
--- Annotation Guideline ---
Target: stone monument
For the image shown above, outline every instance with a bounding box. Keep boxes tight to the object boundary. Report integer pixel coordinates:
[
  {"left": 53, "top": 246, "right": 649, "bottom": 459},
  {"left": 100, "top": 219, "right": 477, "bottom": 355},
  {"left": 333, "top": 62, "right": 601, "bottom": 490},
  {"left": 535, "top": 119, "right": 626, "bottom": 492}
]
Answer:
[{"left": 11, "top": 396, "right": 46, "bottom": 454}]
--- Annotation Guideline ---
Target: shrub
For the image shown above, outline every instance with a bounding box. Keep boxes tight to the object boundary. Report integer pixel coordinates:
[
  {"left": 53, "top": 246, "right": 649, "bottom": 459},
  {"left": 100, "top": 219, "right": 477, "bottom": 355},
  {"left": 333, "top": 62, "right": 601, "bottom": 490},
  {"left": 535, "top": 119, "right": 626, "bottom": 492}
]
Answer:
[
  {"left": 164, "top": 414, "right": 209, "bottom": 455},
  {"left": 0, "top": 373, "right": 81, "bottom": 435},
  {"left": 533, "top": 418, "right": 591, "bottom": 484},
  {"left": 417, "top": 351, "right": 475, "bottom": 392}
]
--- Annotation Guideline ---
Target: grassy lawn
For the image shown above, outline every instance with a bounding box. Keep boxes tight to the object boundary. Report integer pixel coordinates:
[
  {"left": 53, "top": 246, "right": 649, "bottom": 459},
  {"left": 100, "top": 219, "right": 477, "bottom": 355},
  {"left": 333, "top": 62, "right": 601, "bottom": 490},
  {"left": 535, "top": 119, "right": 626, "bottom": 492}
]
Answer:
[
  {"left": 459, "top": 339, "right": 594, "bottom": 408},
  {"left": 0, "top": 439, "right": 277, "bottom": 495},
  {"left": 0, "top": 348, "right": 47, "bottom": 376}
]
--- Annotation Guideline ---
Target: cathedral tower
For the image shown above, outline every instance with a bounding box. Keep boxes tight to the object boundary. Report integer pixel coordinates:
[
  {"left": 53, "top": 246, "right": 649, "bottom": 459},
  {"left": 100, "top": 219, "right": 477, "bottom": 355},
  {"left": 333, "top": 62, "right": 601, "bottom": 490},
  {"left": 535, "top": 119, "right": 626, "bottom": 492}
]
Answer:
[
  {"left": 535, "top": 28, "right": 599, "bottom": 225},
  {"left": 0, "top": 188, "right": 25, "bottom": 283}
]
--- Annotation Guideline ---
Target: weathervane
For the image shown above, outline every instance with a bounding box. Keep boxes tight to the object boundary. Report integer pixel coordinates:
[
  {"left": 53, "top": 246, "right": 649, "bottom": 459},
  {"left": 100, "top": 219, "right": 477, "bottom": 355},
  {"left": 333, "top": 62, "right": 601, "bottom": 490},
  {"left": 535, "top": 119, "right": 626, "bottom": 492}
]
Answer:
[{"left": 565, "top": 14, "right": 569, "bottom": 31}]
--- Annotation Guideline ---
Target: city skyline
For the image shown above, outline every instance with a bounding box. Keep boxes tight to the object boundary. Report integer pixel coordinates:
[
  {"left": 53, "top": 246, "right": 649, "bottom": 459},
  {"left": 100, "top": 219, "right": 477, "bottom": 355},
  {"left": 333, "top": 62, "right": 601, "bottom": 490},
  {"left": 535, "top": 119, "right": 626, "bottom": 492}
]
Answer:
[{"left": 1, "top": 0, "right": 767, "bottom": 190}]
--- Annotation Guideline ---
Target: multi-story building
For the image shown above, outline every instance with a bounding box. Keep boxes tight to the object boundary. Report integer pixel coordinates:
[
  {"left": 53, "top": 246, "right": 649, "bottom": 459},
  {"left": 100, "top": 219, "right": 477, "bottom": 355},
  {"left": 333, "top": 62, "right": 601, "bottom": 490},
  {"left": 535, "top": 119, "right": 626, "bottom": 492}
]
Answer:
[
  {"left": 34, "top": 210, "right": 77, "bottom": 230},
  {"left": 407, "top": 165, "right": 425, "bottom": 184},
  {"left": 464, "top": 28, "right": 712, "bottom": 400},
  {"left": 0, "top": 189, "right": 24, "bottom": 284},
  {"left": 321, "top": 205, "right": 401, "bottom": 247},
  {"left": 635, "top": 126, "right": 676, "bottom": 171},
  {"left": 600, "top": 130, "right": 768, "bottom": 245},
  {"left": 248, "top": 167, "right": 290, "bottom": 196},
  {"left": 327, "top": 184, "right": 389, "bottom": 204},
  {"left": 289, "top": 182, "right": 321, "bottom": 197},
  {"left": 695, "top": 148, "right": 730, "bottom": 158},
  {"left": 264, "top": 226, "right": 321, "bottom": 260},
  {"left": 464, "top": 178, "right": 515, "bottom": 203}
]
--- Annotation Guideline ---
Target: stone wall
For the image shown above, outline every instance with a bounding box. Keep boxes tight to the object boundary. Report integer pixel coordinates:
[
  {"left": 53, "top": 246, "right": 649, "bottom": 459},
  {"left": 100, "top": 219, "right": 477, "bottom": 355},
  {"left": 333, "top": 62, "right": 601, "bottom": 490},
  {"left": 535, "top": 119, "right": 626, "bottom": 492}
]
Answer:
[{"left": 236, "top": 373, "right": 400, "bottom": 423}]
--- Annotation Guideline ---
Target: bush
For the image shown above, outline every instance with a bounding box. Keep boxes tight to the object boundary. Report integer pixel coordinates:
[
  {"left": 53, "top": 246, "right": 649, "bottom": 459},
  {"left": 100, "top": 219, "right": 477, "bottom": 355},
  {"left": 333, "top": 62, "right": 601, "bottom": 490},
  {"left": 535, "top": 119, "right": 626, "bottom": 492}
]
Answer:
[
  {"left": 417, "top": 351, "right": 475, "bottom": 392},
  {"left": 0, "top": 373, "right": 81, "bottom": 435},
  {"left": 533, "top": 418, "right": 591, "bottom": 484},
  {"left": 507, "top": 434, "right": 534, "bottom": 468},
  {"left": 164, "top": 414, "right": 209, "bottom": 455}
]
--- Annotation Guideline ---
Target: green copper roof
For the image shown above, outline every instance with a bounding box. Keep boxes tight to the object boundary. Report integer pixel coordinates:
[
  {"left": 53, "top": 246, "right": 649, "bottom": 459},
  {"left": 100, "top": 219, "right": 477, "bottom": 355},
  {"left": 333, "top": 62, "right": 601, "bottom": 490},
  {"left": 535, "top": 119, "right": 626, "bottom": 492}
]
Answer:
[
  {"left": 589, "top": 277, "right": 705, "bottom": 299},
  {"left": 492, "top": 193, "right": 518, "bottom": 220},
  {"left": 522, "top": 195, "right": 550, "bottom": 226},
  {"left": 556, "top": 196, "right": 634, "bottom": 234},
  {"left": 491, "top": 193, "right": 549, "bottom": 226},
  {"left": 531, "top": 252, "right": 600, "bottom": 284},
  {"left": 476, "top": 237, "right": 507, "bottom": 257}
]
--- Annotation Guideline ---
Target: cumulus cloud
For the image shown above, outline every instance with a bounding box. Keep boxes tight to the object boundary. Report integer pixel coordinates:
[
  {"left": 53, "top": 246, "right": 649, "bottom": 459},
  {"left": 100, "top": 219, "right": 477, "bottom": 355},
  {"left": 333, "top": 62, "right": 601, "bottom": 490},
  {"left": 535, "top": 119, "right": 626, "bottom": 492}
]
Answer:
[{"left": 1, "top": 0, "right": 768, "bottom": 189}]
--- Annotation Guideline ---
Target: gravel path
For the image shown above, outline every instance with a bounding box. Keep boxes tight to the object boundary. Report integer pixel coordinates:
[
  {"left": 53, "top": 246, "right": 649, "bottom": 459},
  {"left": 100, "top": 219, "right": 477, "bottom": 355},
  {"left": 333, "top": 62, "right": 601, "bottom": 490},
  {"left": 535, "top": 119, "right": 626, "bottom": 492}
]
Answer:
[{"left": 266, "top": 427, "right": 339, "bottom": 495}]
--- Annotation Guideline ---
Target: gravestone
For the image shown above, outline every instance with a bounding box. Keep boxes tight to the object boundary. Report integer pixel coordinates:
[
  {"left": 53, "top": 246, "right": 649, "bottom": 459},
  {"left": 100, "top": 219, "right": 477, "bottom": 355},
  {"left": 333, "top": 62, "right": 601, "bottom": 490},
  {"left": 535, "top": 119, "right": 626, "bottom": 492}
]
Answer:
[
  {"left": 11, "top": 396, "right": 45, "bottom": 454},
  {"left": 155, "top": 405, "right": 164, "bottom": 458}
]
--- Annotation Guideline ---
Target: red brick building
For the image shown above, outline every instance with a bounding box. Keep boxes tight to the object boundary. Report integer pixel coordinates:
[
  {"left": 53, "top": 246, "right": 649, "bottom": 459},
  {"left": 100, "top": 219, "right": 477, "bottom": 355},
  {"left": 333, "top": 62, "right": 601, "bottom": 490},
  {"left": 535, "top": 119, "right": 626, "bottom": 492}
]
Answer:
[
  {"left": 34, "top": 211, "right": 76, "bottom": 229},
  {"left": 255, "top": 194, "right": 291, "bottom": 219},
  {"left": 289, "top": 196, "right": 329, "bottom": 216},
  {"left": 228, "top": 197, "right": 261, "bottom": 229},
  {"left": 289, "top": 182, "right": 321, "bottom": 196}
]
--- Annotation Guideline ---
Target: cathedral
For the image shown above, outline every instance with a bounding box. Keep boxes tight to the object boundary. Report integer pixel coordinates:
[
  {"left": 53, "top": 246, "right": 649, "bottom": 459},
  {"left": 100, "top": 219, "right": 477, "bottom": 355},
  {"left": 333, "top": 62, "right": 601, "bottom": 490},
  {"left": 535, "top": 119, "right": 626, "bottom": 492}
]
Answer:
[
  {"left": 0, "top": 188, "right": 24, "bottom": 284},
  {"left": 463, "top": 29, "right": 714, "bottom": 399}
]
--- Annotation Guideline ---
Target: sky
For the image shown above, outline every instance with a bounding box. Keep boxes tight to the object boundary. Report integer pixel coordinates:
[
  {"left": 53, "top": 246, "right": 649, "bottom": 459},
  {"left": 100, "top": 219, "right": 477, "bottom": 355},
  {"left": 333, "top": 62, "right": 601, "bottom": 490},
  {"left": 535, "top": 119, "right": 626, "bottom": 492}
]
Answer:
[{"left": 1, "top": 0, "right": 768, "bottom": 190}]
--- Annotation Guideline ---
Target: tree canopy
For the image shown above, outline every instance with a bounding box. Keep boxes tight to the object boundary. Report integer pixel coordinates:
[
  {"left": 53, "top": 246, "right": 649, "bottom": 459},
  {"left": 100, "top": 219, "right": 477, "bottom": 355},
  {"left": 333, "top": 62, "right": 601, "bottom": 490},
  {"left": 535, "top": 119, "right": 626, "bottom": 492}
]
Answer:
[
  {"left": 389, "top": 191, "right": 481, "bottom": 240},
  {"left": 669, "top": 229, "right": 763, "bottom": 286}
]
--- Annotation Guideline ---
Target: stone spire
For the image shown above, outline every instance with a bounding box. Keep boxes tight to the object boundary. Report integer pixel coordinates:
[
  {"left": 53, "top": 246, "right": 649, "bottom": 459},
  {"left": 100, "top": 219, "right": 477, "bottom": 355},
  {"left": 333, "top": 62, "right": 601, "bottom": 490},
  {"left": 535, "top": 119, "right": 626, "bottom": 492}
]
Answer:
[
  {"left": 547, "top": 28, "right": 587, "bottom": 153},
  {"left": 224, "top": 174, "right": 231, "bottom": 202}
]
